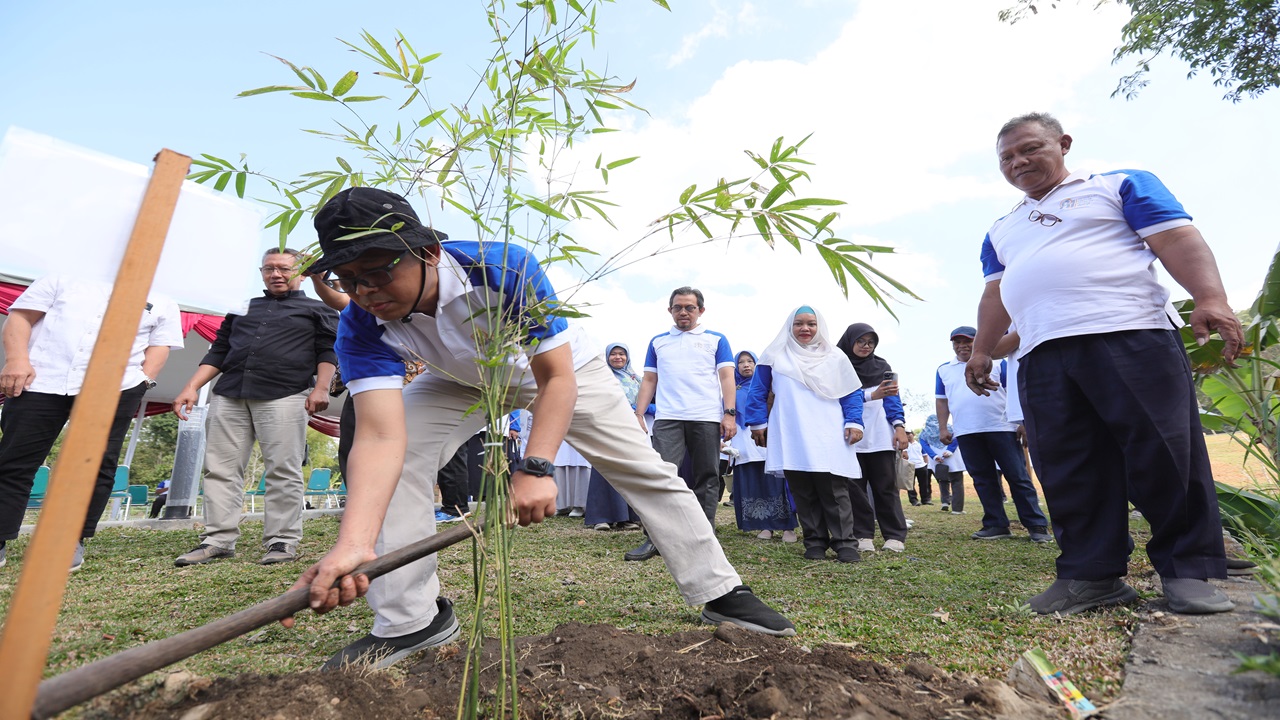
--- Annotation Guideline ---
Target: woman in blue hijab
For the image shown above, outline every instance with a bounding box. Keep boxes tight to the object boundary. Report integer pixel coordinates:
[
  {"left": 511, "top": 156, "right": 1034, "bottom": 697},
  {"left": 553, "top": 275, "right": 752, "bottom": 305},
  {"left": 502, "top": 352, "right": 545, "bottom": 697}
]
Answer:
[
  {"left": 583, "top": 343, "right": 645, "bottom": 530},
  {"left": 729, "top": 350, "right": 798, "bottom": 541}
]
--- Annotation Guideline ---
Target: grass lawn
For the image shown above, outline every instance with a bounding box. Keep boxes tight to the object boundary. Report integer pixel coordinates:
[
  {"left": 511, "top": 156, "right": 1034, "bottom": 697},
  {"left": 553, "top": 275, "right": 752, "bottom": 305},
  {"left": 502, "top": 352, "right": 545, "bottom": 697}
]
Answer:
[{"left": 1, "top": 434, "right": 1268, "bottom": 713}]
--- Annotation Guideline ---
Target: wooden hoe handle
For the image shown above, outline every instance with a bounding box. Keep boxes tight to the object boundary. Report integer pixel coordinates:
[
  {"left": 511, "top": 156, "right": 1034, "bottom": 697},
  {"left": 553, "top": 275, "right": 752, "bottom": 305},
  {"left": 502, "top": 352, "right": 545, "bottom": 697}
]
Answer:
[{"left": 31, "top": 522, "right": 479, "bottom": 719}]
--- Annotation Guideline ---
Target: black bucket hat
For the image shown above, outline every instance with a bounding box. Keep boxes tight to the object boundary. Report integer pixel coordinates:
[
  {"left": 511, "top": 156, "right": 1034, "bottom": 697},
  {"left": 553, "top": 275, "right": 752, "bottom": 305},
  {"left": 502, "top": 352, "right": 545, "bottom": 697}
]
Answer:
[{"left": 309, "top": 187, "right": 448, "bottom": 274}]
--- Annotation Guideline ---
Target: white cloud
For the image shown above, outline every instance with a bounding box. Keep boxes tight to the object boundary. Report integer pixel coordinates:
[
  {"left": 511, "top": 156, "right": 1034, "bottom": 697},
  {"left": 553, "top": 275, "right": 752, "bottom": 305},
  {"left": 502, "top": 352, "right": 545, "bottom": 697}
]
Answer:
[{"left": 666, "top": 2, "right": 762, "bottom": 68}]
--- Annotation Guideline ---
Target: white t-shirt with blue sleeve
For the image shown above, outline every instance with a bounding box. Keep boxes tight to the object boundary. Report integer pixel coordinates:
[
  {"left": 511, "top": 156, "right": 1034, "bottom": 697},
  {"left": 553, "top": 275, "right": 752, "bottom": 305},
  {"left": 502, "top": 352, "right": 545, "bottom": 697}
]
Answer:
[
  {"left": 643, "top": 325, "right": 735, "bottom": 423},
  {"left": 336, "top": 241, "right": 594, "bottom": 395},
  {"left": 981, "top": 169, "right": 1191, "bottom": 358}
]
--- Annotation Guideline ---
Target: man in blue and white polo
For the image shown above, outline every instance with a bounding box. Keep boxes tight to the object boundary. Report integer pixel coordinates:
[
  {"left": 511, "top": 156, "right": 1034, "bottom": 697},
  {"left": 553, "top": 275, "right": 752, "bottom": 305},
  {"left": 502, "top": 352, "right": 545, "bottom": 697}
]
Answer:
[
  {"left": 935, "top": 326, "right": 1049, "bottom": 543},
  {"left": 625, "top": 287, "right": 738, "bottom": 561},
  {"left": 966, "top": 112, "right": 1243, "bottom": 615},
  {"left": 283, "top": 188, "right": 794, "bottom": 670}
]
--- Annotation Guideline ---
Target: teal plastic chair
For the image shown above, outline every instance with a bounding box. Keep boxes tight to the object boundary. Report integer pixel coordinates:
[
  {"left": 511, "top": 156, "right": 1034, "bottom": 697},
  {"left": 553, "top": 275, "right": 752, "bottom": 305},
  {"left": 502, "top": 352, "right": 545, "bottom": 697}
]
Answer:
[
  {"left": 107, "top": 466, "right": 132, "bottom": 519},
  {"left": 245, "top": 473, "right": 267, "bottom": 513},
  {"left": 128, "top": 484, "right": 149, "bottom": 507},
  {"left": 26, "top": 465, "right": 51, "bottom": 509},
  {"left": 303, "top": 468, "right": 333, "bottom": 506},
  {"left": 327, "top": 480, "right": 347, "bottom": 508}
]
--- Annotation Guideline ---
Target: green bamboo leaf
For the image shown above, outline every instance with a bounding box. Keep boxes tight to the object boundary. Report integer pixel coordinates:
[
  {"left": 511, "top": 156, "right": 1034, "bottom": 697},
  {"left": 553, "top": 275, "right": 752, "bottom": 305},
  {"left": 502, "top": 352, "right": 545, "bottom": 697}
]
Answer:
[
  {"left": 412, "top": 65, "right": 424, "bottom": 84},
  {"left": 336, "top": 157, "right": 353, "bottom": 173},
  {"left": 305, "top": 67, "right": 327, "bottom": 92},
  {"left": 236, "top": 85, "right": 302, "bottom": 98},
  {"left": 605, "top": 156, "right": 639, "bottom": 170},
  {"left": 417, "top": 109, "right": 447, "bottom": 127},
  {"left": 342, "top": 95, "right": 386, "bottom": 103},
  {"left": 200, "top": 154, "right": 235, "bottom": 169},
  {"left": 524, "top": 197, "right": 571, "bottom": 221},
  {"left": 651, "top": 0, "right": 671, "bottom": 9},
  {"left": 679, "top": 184, "right": 697, "bottom": 205},
  {"left": 291, "top": 91, "right": 337, "bottom": 101},
  {"left": 269, "top": 54, "right": 315, "bottom": 89},
  {"left": 234, "top": 172, "right": 247, "bottom": 198},
  {"left": 362, "top": 31, "right": 399, "bottom": 70},
  {"left": 769, "top": 197, "right": 846, "bottom": 212},
  {"left": 213, "top": 172, "right": 231, "bottom": 192},
  {"left": 332, "top": 70, "right": 358, "bottom": 97},
  {"left": 693, "top": 216, "right": 713, "bottom": 238},
  {"left": 761, "top": 182, "right": 789, "bottom": 209}
]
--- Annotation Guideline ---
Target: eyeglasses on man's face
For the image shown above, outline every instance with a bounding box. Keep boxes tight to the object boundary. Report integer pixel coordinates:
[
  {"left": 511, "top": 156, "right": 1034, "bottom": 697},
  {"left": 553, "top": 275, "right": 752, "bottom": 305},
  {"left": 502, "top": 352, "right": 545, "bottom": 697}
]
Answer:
[
  {"left": 669, "top": 304, "right": 701, "bottom": 314},
  {"left": 324, "top": 251, "right": 411, "bottom": 293},
  {"left": 1028, "top": 209, "right": 1062, "bottom": 227},
  {"left": 259, "top": 264, "right": 296, "bottom": 276}
]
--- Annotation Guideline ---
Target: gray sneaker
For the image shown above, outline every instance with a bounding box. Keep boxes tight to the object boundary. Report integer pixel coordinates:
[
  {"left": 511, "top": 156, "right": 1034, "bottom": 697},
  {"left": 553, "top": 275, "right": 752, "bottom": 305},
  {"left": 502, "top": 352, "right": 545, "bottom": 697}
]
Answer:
[
  {"left": 1028, "top": 578, "right": 1139, "bottom": 615},
  {"left": 0, "top": 541, "right": 7, "bottom": 568},
  {"left": 1162, "top": 578, "right": 1235, "bottom": 614},
  {"left": 259, "top": 542, "right": 297, "bottom": 565},
  {"left": 174, "top": 544, "right": 235, "bottom": 567},
  {"left": 322, "top": 597, "right": 461, "bottom": 670},
  {"left": 70, "top": 541, "right": 84, "bottom": 572}
]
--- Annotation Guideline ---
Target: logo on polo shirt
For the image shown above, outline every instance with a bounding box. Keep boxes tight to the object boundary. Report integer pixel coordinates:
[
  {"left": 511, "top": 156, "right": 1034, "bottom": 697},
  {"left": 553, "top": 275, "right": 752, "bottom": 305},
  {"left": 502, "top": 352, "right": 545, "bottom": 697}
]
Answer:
[{"left": 1058, "top": 195, "right": 1097, "bottom": 210}]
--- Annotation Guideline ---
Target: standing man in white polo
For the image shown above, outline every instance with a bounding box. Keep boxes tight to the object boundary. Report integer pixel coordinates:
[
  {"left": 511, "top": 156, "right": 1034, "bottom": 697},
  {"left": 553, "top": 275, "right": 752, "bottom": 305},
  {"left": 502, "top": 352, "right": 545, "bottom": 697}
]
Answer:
[{"left": 626, "top": 287, "right": 737, "bottom": 561}]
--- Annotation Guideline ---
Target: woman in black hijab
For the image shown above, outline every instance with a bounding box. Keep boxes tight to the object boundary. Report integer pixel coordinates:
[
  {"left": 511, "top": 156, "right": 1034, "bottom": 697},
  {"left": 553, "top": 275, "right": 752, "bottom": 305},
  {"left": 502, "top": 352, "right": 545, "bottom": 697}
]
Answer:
[{"left": 836, "top": 323, "right": 910, "bottom": 552}]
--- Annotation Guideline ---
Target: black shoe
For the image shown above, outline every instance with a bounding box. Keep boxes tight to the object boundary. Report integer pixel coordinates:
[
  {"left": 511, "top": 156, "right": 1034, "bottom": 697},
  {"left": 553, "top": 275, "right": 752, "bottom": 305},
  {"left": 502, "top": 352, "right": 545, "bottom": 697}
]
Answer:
[
  {"left": 835, "top": 547, "right": 861, "bottom": 563},
  {"left": 803, "top": 546, "right": 827, "bottom": 561},
  {"left": 624, "top": 539, "right": 659, "bottom": 562},
  {"left": 910, "top": 500, "right": 921, "bottom": 506},
  {"left": 939, "top": 503, "right": 950, "bottom": 512},
  {"left": 1028, "top": 578, "right": 1139, "bottom": 615},
  {"left": 1161, "top": 578, "right": 1235, "bottom": 614},
  {"left": 701, "top": 585, "right": 795, "bottom": 636},
  {"left": 971, "top": 527, "right": 1013, "bottom": 540},
  {"left": 321, "top": 597, "right": 461, "bottom": 670},
  {"left": 921, "top": 500, "right": 933, "bottom": 506},
  {"left": 1028, "top": 527, "right": 1053, "bottom": 544}
]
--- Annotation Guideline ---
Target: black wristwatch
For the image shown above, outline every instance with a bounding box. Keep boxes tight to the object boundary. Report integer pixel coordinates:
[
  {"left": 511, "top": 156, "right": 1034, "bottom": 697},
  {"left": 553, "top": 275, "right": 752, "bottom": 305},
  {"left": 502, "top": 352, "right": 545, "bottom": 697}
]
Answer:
[
  {"left": 723, "top": 409, "right": 737, "bottom": 417},
  {"left": 516, "top": 456, "right": 555, "bottom": 478}
]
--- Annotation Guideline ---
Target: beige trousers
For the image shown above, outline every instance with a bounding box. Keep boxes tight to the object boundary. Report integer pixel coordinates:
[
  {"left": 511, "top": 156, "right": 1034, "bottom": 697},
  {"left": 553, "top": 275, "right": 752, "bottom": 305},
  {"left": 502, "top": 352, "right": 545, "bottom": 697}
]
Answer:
[
  {"left": 367, "top": 356, "right": 742, "bottom": 637},
  {"left": 199, "top": 390, "right": 309, "bottom": 552}
]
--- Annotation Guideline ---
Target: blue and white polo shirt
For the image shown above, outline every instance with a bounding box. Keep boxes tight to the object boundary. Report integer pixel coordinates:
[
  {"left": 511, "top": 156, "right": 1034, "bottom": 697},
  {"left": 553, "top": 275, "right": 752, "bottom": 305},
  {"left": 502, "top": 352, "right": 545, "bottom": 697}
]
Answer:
[
  {"left": 336, "top": 241, "right": 593, "bottom": 395},
  {"left": 981, "top": 169, "right": 1192, "bottom": 357},
  {"left": 643, "top": 325, "right": 734, "bottom": 423},
  {"left": 936, "top": 357, "right": 1015, "bottom": 437}
]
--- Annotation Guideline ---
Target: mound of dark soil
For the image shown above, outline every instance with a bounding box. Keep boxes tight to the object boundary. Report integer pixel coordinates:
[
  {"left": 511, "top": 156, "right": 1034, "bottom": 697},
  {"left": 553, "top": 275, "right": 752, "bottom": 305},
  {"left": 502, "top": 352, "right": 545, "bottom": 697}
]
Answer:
[{"left": 91, "top": 623, "right": 1060, "bottom": 719}]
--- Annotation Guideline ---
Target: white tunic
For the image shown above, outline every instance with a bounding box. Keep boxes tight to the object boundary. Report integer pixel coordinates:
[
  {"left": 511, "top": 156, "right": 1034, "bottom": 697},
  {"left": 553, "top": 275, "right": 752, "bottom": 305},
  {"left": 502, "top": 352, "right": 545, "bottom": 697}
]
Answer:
[
  {"left": 852, "top": 393, "right": 894, "bottom": 453},
  {"left": 762, "top": 374, "right": 862, "bottom": 478}
]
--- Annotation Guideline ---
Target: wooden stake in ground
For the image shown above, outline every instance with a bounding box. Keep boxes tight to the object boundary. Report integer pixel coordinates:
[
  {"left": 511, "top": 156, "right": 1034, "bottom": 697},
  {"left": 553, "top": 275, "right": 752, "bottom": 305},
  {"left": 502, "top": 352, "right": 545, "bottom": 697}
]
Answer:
[{"left": 0, "top": 149, "right": 191, "bottom": 720}]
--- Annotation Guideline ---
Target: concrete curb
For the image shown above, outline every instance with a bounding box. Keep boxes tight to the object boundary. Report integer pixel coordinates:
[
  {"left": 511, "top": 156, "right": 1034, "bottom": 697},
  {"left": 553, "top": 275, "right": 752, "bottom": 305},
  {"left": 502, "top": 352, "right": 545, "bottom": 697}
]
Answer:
[{"left": 1106, "top": 575, "right": 1280, "bottom": 719}]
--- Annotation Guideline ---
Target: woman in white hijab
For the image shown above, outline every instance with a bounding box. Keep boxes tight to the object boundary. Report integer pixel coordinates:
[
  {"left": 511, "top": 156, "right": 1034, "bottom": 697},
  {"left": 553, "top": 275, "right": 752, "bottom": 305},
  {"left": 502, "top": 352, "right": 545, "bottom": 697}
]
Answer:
[{"left": 741, "top": 306, "right": 867, "bottom": 563}]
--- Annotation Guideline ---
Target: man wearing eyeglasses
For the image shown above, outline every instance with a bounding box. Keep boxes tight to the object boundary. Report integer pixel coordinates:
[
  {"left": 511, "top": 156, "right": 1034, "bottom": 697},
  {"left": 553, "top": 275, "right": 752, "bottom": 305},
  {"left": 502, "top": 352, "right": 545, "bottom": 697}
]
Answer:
[
  {"left": 967, "top": 112, "right": 1244, "bottom": 616},
  {"left": 282, "top": 188, "right": 793, "bottom": 670},
  {"left": 623, "top": 287, "right": 738, "bottom": 562},
  {"left": 172, "top": 248, "right": 338, "bottom": 567}
]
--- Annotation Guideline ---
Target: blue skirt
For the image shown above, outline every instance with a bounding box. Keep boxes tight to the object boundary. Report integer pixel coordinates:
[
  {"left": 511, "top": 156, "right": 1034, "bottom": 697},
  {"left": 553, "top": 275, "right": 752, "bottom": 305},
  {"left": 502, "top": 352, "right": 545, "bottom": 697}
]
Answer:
[
  {"left": 583, "top": 468, "right": 639, "bottom": 525},
  {"left": 732, "top": 461, "right": 797, "bottom": 531}
]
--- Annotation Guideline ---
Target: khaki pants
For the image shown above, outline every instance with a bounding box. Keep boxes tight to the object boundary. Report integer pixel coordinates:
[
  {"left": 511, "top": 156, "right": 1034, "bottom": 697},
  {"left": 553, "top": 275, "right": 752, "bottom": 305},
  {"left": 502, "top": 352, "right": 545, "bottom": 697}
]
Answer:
[
  {"left": 199, "top": 391, "right": 309, "bottom": 552},
  {"left": 367, "top": 356, "right": 742, "bottom": 637}
]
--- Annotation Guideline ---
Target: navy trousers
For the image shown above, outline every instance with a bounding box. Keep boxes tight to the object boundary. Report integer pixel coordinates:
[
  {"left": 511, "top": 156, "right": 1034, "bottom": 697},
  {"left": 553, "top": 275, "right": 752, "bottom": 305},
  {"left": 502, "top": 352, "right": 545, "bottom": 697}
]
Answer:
[
  {"left": 1020, "top": 329, "right": 1226, "bottom": 580},
  {"left": 956, "top": 431, "right": 1047, "bottom": 531}
]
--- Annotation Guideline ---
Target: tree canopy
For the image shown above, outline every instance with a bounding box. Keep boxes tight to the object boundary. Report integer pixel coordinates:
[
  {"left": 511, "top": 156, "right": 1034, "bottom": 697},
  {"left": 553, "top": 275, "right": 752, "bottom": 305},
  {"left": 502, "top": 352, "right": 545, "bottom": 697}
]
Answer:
[{"left": 1001, "top": 1, "right": 1280, "bottom": 101}]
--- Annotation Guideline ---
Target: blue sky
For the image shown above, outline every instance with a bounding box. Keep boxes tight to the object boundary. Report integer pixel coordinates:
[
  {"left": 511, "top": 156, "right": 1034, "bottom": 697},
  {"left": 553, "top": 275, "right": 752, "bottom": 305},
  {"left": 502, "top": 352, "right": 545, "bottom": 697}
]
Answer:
[{"left": 3, "top": 0, "right": 1277, "bottom": 426}]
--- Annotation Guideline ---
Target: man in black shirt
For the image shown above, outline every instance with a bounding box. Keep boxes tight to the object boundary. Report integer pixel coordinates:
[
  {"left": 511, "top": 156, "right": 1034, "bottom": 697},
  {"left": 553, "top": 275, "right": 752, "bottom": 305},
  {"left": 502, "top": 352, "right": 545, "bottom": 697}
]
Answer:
[{"left": 172, "top": 248, "right": 339, "bottom": 566}]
